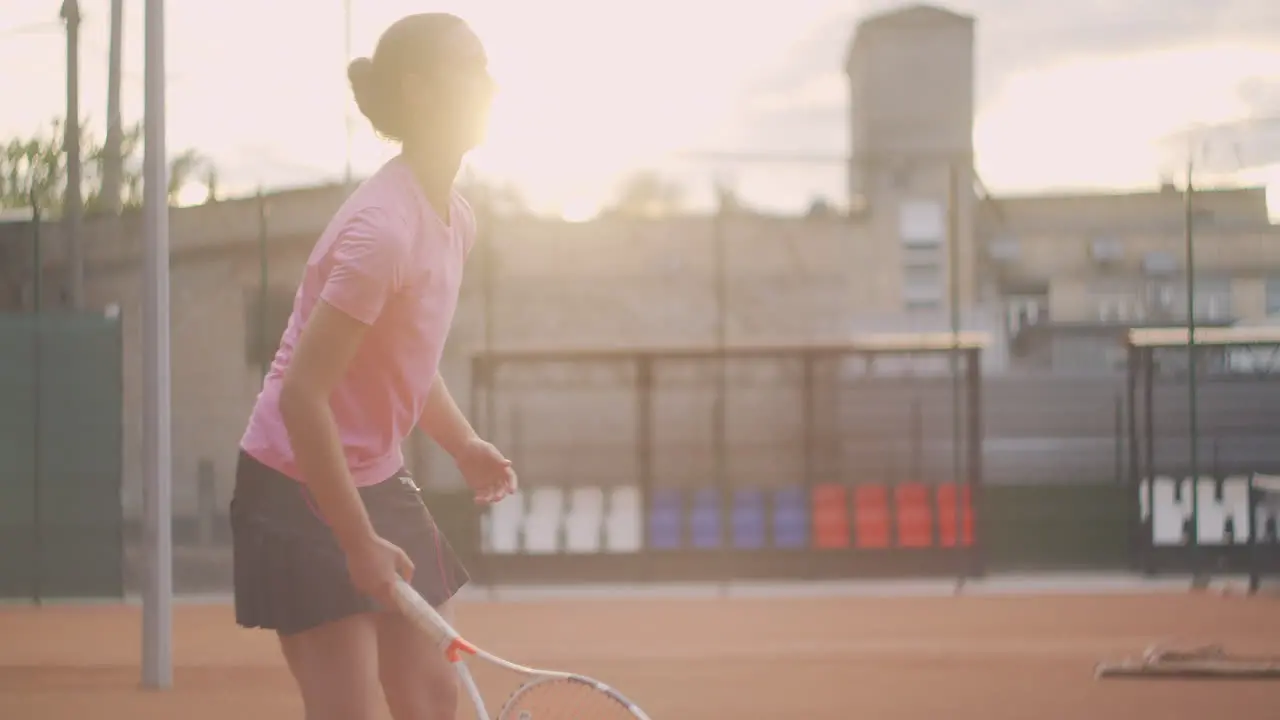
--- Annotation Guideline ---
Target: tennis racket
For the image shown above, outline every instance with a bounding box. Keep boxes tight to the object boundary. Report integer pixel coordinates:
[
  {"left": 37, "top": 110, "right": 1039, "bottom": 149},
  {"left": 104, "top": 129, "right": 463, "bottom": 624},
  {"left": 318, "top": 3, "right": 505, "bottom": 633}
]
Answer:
[{"left": 390, "top": 578, "right": 653, "bottom": 720}]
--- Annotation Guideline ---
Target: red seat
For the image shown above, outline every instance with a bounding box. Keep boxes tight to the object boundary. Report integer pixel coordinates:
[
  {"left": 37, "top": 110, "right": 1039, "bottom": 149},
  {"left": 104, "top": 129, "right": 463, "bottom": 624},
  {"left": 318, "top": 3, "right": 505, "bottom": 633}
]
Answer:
[
  {"left": 810, "top": 484, "right": 851, "bottom": 549},
  {"left": 895, "top": 483, "right": 933, "bottom": 548},
  {"left": 936, "top": 482, "right": 974, "bottom": 547},
  {"left": 853, "top": 484, "right": 890, "bottom": 549}
]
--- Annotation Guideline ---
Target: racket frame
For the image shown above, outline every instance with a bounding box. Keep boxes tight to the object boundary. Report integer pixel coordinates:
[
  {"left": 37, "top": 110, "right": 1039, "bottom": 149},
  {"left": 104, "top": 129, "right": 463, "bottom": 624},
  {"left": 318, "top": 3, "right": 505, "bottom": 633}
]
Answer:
[{"left": 390, "top": 579, "right": 650, "bottom": 720}]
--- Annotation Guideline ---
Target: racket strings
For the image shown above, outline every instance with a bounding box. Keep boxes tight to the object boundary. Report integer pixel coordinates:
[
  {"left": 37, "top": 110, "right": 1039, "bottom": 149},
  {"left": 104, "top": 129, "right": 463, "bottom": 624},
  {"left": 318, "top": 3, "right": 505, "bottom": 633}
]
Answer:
[{"left": 499, "top": 677, "right": 637, "bottom": 720}]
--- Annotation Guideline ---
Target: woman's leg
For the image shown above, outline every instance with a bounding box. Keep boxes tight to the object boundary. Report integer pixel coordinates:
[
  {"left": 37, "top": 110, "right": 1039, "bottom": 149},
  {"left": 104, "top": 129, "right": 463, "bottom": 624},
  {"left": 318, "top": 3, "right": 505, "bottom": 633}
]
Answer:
[
  {"left": 375, "top": 601, "right": 460, "bottom": 720},
  {"left": 279, "top": 613, "right": 384, "bottom": 720}
]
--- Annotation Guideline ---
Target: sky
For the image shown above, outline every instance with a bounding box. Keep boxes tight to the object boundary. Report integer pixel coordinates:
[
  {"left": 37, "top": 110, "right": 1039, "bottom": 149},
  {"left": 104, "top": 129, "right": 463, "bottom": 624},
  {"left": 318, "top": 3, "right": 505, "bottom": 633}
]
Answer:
[{"left": 3, "top": 0, "right": 1280, "bottom": 218}]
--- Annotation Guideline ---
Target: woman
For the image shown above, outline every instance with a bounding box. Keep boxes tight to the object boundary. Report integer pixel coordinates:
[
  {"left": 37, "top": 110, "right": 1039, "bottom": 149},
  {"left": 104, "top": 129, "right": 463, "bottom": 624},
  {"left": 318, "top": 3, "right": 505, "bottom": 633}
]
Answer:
[{"left": 230, "top": 13, "right": 513, "bottom": 720}]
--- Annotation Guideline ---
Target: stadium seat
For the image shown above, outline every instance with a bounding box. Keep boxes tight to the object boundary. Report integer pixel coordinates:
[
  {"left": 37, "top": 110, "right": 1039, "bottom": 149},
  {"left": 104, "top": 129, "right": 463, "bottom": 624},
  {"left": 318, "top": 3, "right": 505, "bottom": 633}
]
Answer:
[
  {"left": 1151, "top": 477, "right": 1192, "bottom": 546},
  {"left": 852, "top": 484, "right": 890, "bottom": 549},
  {"left": 772, "top": 486, "right": 809, "bottom": 549},
  {"left": 485, "top": 493, "right": 525, "bottom": 555},
  {"left": 604, "top": 485, "right": 642, "bottom": 553},
  {"left": 811, "top": 483, "right": 851, "bottom": 549},
  {"left": 564, "top": 486, "right": 605, "bottom": 553},
  {"left": 935, "top": 482, "right": 973, "bottom": 547},
  {"left": 1205, "top": 478, "right": 1251, "bottom": 545},
  {"left": 647, "top": 487, "right": 683, "bottom": 550},
  {"left": 731, "top": 488, "right": 766, "bottom": 549},
  {"left": 895, "top": 483, "right": 932, "bottom": 548},
  {"left": 523, "top": 487, "right": 565, "bottom": 554},
  {"left": 690, "top": 487, "right": 722, "bottom": 549}
]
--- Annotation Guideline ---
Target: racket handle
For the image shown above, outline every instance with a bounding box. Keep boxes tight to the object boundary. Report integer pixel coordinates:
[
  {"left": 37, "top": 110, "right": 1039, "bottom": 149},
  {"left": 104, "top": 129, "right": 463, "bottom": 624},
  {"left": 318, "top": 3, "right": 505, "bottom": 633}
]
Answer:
[{"left": 390, "top": 578, "right": 459, "bottom": 644}]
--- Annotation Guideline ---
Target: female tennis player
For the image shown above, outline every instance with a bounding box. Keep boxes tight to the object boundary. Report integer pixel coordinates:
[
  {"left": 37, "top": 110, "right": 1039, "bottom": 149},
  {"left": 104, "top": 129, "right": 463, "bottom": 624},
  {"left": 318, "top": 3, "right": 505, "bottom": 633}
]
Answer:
[{"left": 230, "top": 13, "right": 512, "bottom": 720}]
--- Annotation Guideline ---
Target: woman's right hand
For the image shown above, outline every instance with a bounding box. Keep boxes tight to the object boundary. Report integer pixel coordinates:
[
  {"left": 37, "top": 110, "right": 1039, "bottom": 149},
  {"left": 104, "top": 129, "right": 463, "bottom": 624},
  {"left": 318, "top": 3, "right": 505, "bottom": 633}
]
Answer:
[{"left": 344, "top": 534, "right": 415, "bottom": 608}]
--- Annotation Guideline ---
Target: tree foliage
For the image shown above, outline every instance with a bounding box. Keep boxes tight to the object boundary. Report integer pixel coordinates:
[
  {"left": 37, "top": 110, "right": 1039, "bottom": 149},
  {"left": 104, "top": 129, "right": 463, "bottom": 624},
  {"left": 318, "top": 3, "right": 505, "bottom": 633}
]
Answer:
[
  {"left": 0, "top": 117, "right": 216, "bottom": 216},
  {"left": 606, "top": 170, "right": 687, "bottom": 218}
]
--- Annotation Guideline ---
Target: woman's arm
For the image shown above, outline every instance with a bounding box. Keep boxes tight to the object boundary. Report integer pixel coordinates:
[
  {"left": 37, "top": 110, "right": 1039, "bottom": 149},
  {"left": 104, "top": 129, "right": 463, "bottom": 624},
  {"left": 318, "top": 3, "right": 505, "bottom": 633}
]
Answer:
[
  {"left": 418, "top": 374, "right": 479, "bottom": 459},
  {"left": 420, "top": 373, "right": 516, "bottom": 502},
  {"left": 279, "top": 208, "right": 406, "bottom": 554},
  {"left": 278, "top": 301, "right": 379, "bottom": 552}
]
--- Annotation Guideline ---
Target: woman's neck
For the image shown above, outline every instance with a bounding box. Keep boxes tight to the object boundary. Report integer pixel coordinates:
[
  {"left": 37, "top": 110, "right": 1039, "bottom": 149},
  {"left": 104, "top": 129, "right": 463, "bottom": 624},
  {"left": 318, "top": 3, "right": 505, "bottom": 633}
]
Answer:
[{"left": 402, "top": 141, "right": 463, "bottom": 223}]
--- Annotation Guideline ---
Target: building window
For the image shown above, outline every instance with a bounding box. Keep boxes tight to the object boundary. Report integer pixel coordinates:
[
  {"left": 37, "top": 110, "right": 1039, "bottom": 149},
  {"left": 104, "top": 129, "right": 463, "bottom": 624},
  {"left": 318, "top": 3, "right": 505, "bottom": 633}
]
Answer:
[
  {"left": 988, "top": 236, "right": 1019, "bottom": 262},
  {"left": 1193, "top": 278, "right": 1231, "bottom": 321},
  {"left": 899, "top": 200, "right": 944, "bottom": 248},
  {"left": 902, "top": 259, "right": 943, "bottom": 313},
  {"left": 1141, "top": 251, "right": 1178, "bottom": 277},
  {"left": 1005, "top": 295, "right": 1045, "bottom": 334},
  {"left": 245, "top": 287, "right": 295, "bottom": 368},
  {"left": 1267, "top": 278, "right": 1280, "bottom": 316},
  {"left": 1096, "top": 294, "right": 1143, "bottom": 323},
  {"left": 1144, "top": 280, "right": 1178, "bottom": 319},
  {"left": 904, "top": 298, "right": 942, "bottom": 313},
  {"left": 1089, "top": 237, "right": 1124, "bottom": 264}
]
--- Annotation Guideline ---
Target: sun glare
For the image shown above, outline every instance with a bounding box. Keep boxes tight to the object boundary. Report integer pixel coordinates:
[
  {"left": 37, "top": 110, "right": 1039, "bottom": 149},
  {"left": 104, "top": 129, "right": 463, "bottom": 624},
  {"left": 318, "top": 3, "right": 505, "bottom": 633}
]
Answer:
[
  {"left": 451, "top": 2, "right": 747, "bottom": 218},
  {"left": 559, "top": 197, "right": 600, "bottom": 223},
  {"left": 976, "top": 44, "right": 1280, "bottom": 195}
]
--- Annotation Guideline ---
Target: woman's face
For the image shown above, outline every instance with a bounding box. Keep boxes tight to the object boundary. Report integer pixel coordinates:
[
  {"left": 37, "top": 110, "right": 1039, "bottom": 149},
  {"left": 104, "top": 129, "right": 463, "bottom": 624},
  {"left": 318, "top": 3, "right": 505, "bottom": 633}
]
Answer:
[{"left": 402, "top": 25, "right": 495, "bottom": 152}]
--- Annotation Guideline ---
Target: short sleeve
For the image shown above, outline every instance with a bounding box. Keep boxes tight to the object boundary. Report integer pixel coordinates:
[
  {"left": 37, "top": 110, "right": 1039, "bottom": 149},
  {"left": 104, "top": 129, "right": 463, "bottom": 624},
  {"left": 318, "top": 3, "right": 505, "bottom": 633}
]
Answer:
[{"left": 318, "top": 208, "right": 408, "bottom": 325}]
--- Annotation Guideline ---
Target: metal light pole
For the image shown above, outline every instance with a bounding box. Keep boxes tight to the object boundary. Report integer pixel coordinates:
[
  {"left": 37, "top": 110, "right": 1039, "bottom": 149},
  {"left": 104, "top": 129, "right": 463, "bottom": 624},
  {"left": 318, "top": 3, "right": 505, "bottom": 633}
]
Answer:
[
  {"left": 61, "top": 0, "right": 84, "bottom": 308},
  {"left": 141, "top": 0, "right": 173, "bottom": 691}
]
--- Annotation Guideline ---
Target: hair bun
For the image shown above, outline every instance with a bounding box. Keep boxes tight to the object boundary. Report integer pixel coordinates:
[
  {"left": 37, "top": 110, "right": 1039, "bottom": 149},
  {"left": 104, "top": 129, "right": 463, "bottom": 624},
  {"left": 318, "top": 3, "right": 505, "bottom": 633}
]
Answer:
[
  {"left": 347, "top": 57, "right": 375, "bottom": 87},
  {"left": 348, "top": 56, "right": 400, "bottom": 138}
]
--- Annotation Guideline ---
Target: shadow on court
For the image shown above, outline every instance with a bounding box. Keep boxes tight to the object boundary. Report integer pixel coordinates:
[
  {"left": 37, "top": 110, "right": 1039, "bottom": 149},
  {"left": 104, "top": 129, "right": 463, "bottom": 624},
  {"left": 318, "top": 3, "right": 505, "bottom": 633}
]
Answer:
[{"left": 2, "top": 593, "right": 1278, "bottom": 719}]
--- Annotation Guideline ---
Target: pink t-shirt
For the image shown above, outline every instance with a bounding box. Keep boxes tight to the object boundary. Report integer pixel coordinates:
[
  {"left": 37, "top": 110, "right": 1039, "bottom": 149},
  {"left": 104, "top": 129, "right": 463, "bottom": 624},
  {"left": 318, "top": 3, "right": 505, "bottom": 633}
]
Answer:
[{"left": 240, "top": 156, "right": 475, "bottom": 487}]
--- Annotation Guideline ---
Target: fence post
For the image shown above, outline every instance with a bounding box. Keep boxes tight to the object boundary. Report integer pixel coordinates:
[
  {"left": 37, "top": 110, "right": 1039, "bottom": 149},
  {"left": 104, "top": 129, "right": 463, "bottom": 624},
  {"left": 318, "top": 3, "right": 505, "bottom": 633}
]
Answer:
[
  {"left": 635, "top": 356, "right": 653, "bottom": 557},
  {"left": 31, "top": 313, "right": 43, "bottom": 606},
  {"left": 1113, "top": 393, "right": 1123, "bottom": 486},
  {"left": 965, "top": 347, "right": 984, "bottom": 578},
  {"left": 1142, "top": 347, "right": 1156, "bottom": 574}
]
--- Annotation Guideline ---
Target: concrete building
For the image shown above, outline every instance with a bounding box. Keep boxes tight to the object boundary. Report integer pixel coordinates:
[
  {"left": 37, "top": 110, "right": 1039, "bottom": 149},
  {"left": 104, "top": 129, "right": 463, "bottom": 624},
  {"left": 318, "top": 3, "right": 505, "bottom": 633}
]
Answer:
[{"left": 2, "top": 3, "right": 1279, "bottom": 522}]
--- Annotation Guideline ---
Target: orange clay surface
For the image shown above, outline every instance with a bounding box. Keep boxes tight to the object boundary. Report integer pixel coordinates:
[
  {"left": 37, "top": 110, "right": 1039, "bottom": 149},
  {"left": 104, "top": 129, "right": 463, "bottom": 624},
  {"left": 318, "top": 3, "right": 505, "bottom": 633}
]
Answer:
[{"left": 2, "top": 592, "right": 1279, "bottom": 719}]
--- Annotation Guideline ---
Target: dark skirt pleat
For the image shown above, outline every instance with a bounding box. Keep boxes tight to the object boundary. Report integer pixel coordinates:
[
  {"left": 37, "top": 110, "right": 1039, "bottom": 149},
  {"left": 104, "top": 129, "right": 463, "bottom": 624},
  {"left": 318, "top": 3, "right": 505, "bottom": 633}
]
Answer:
[{"left": 229, "top": 452, "right": 468, "bottom": 637}]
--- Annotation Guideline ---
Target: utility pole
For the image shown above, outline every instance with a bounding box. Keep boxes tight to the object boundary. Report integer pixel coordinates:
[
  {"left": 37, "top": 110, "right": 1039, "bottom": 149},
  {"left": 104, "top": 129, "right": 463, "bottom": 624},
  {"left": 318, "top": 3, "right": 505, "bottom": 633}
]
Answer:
[
  {"left": 61, "top": 0, "right": 84, "bottom": 309},
  {"left": 103, "top": 0, "right": 125, "bottom": 214}
]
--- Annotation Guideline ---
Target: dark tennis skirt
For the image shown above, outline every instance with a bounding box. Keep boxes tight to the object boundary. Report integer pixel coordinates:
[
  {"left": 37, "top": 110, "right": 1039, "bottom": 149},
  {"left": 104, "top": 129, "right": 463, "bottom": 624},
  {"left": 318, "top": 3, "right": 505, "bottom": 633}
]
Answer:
[{"left": 230, "top": 451, "right": 469, "bottom": 636}]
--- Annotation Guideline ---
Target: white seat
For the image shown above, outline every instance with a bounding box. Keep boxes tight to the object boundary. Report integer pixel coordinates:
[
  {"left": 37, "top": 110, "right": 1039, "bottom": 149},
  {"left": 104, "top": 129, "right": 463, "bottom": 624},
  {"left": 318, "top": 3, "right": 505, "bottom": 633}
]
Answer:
[
  {"left": 1255, "top": 474, "right": 1280, "bottom": 525},
  {"left": 1255, "top": 474, "right": 1280, "bottom": 499},
  {"left": 522, "top": 487, "right": 564, "bottom": 554},
  {"left": 1151, "top": 477, "right": 1192, "bottom": 546},
  {"left": 1195, "top": 477, "right": 1250, "bottom": 545},
  {"left": 564, "top": 487, "right": 605, "bottom": 553},
  {"left": 604, "top": 486, "right": 642, "bottom": 553},
  {"left": 485, "top": 494, "right": 525, "bottom": 555}
]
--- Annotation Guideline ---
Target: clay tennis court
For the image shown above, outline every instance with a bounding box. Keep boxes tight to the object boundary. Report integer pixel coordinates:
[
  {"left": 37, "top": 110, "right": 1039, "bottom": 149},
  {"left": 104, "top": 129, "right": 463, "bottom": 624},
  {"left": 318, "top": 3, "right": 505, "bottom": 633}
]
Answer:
[{"left": 1, "top": 590, "right": 1277, "bottom": 719}]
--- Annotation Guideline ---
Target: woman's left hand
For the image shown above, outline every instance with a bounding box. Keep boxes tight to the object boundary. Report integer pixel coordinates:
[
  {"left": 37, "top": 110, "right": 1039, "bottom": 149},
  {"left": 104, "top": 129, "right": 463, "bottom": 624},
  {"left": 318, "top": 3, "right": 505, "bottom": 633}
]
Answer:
[{"left": 455, "top": 437, "right": 517, "bottom": 504}]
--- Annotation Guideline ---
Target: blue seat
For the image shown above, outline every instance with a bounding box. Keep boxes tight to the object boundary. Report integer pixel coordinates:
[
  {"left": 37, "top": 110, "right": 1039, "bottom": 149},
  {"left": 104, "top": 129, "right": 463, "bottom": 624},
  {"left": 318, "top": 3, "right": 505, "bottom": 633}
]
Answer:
[
  {"left": 772, "top": 486, "right": 809, "bottom": 549},
  {"left": 647, "top": 487, "right": 683, "bottom": 550},
  {"left": 732, "top": 488, "right": 766, "bottom": 549},
  {"left": 690, "top": 488, "right": 722, "bottom": 549}
]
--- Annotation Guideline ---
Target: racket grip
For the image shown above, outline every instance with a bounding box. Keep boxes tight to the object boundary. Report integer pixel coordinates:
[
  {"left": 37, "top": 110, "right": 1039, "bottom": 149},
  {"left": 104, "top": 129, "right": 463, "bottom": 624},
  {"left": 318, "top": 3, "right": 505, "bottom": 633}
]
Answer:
[{"left": 390, "top": 578, "right": 460, "bottom": 644}]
